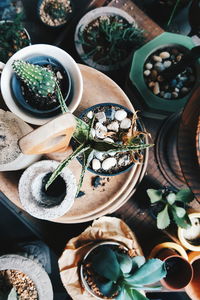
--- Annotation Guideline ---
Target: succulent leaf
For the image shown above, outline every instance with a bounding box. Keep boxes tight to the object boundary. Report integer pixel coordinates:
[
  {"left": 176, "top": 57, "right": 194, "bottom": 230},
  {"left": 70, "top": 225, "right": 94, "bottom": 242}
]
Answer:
[
  {"left": 131, "top": 256, "right": 146, "bottom": 272},
  {"left": 97, "top": 280, "right": 119, "bottom": 297},
  {"left": 175, "top": 188, "right": 194, "bottom": 203},
  {"left": 127, "top": 289, "right": 149, "bottom": 300},
  {"left": 157, "top": 205, "right": 170, "bottom": 229},
  {"left": 146, "top": 189, "right": 162, "bottom": 203},
  {"left": 115, "top": 252, "right": 133, "bottom": 274},
  {"left": 7, "top": 288, "right": 18, "bottom": 300},
  {"left": 173, "top": 206, "right": 186, "bottom": 218},
  {"left": 171, "top": 209, "right": 191, "bottom": 229},
  {"left": 166, "top": 192, "right": 176, "bottom": 205}
]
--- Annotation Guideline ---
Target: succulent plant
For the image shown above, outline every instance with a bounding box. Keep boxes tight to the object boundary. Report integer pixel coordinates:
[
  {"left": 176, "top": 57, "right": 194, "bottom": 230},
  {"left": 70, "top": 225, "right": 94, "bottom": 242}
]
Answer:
[
  {"left": 147, "top": 187, "right": 194, "bottom": 229},
  {"left": 44, "top": 0, "right": 71, "bottom": 21},
  {"left": 12, "top": 60, "right": 152, "bottom": 196},
  {"left": 82, "top": 245, "right": 167, "bottom": 300}
]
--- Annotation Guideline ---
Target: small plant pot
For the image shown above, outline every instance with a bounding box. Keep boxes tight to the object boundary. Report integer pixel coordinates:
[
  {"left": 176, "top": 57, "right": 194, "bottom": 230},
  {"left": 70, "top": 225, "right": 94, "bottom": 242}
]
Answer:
[
  {"left": 11, "top": 55, "right": 72, "bottom": 117},
  {"left": 38, "top": 0, "right": 73, "bottom": 28},
  {"left": 178, "top": 212, "right": 200, "bottom": 251},
  {"left": 1, "top": 44, "right": 83, "bottom": 125},
  {"left": 80, "top": 241, "right": 128, "bottom": 299},
  {"left": 129, "top": 32, "right": 200, "bottom": 114},
  {"left": 0, "top": 109, "right": 41, "bottom": 171},
  {"left": 75, "top": 103, "right": 145, "bottom": 176},
  {"left": 185, "top": 251, "right": 200, "bottom": 300},
  {"left": 74, "top": 7, "right": 138, "bottom": 72},
  {"left": 0, "top": 254, "right": 53, "bottom": 300},
  {"left": 18, "top": 160, "right": 77, "bottom": 220}
]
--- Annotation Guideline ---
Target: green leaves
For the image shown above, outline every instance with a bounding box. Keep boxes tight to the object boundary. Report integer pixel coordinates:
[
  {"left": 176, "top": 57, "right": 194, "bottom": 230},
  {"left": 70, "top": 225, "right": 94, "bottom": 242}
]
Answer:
[
  {"left": 116, "top": 252, "right": 133, "bottom": 274},
  {"left": 147, "top": 189, "right": 162, "bottom": 203},
  {"left": 97, "top": 280, "right": 119, "bottom": 297},
  {"left": 175, "top": 188, "right": 194, "bottom": 203},
  {"left": 166, "top": 192, "right": 176, "bottom": 205},
  {"left": 7, "top": 288, "right": 18, "bottom": 300},
  {"left": 125, "top": 258, "right": 166, "bottom": 286},
  {"left": 127, "top": 289, "right": 149, "bottom": 300},
  {"left": 131, "top": 256, "right": 146, "bottom": 272},
  {"left": 171, "top": 208, "right": 191, "bottom": 229},
  {"left": 157, "top": 205, "right": 170, "bottom": 229}
]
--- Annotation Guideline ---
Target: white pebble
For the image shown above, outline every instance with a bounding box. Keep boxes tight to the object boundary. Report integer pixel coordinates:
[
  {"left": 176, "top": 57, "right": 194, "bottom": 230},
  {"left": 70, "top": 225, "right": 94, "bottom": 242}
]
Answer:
[
  {"left": 56, "top": 71, "right": 63, "bottom": 80},
  {"left": 144, "top": 70, "right": 151, "bottom": 76},
  {"left": 102, "top": 157, "right": 117, "bottom": 171},
  {"left": 120, "top": 118, "right": 131, "bottom": 129},
  {"left": 92, "top": 159, "right": 101, "bottom": 171},
  {"left": 95, "top": 111, "right": 106, "bottom": 123},
  {"left": 95, "top": 122, "right": 107, "bottom": 139},
  {"left": 109, "top": 151, "right": 116, "bottom": 156},
  {"left": 163, "top": 60, "right": 172, "bottom": 68},
  {"left": 104, "top": 137, "right": 114, "bottom": 143},
  {"left": 94, "top": 151, "right": 105, "bottom": 161},
  {"left": 153, "top": 82, "right": 160, "bottom": 95},
  {"left": 87, "top": 111, "right": 93, "bottom": 119},
  {"left": 145, "top": 63, "right": 153, "bottom": 70},
  {"left": 90, "top": 128, "right": 95, "bottom": 138},
  {"left": 118, "top": 155, "right": 130, "bottom": 166},
  {"left": 115, "top": 109, "right": 127, "bottom": 121},
  {"left": 153, "top": 55, "right": 162, "bottom": 62},
  {"left": 107, "top": 121, "right": 119, "bottom": 132},
  {"left": 159, "top": 51, "right": 170, "bottom": 59}
]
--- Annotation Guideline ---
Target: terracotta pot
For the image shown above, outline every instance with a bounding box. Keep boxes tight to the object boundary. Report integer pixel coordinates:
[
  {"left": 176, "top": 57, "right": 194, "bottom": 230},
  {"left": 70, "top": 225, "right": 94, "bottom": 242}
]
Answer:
[{"left": 185, "top": 251, "right": 200, "bottom": 300}]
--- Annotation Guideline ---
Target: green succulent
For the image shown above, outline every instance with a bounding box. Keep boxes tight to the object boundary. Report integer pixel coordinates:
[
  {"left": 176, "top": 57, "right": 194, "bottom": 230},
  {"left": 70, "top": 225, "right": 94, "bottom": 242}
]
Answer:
[
  {"left": 147, "top": 188, "right": 194, "bottom": 230},
  {"left": 44, "top": 1, "right": 70, "bottom": 20},
  {"left": 12, "top": 60, "right": 152, "bottom": 196},
  {"left": 83, "top": 245, "right": 167, "bottom": 300}
]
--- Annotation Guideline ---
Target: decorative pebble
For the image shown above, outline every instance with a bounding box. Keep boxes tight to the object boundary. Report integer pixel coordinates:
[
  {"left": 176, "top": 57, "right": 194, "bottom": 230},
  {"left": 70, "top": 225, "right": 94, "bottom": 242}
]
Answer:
[
  {"left": 176, "top": 55, "right": 182, "bottom": 62},
  {"left": 109, "top": 151, "right": 116, "bottom": 156},
  {"left": 151, "top": 69, "right": 158, "bottom": 80},
  {"left": 107, "top": 121, "right": 119, "bottom": 132},
  {"left": 104, "top": 137, "right": 114, "bottom": 143},
  {"left": 175, "top": 87, "right": 179, "bottom": 92},
  {"left": 170, "top": 79, "right": 177, "bottom": 87},
  {"left": 144, "top": 70, "right": 151, "bottom": 76},
  {"left": 164, "top": 92, "right": 171, "bottom": 99},
  {"left": 159, "top": 51, "right": 170, "bottom": 59},
  {"left": 163, "top": 60, "right": 172, "bottom": 68},
  {"left": 95, "top": 122, "right": 107, "bottom": 139},
  {"left": 92, "top": 159, "right": 101, "bottom": 171},
  {"left": 95, "top": 111, "right": 106, "bottom": 123},
  {"left": 153, "top": 82, "right": 160, "bottom": 95},
  {"left": 181, "top": 87, "right": 189, "bottom": 94},
  {"left": 102, "top": 157, "right": 117, "bottom": 171},
  {"left": 153, "top": 55, "right": 162, "bottom": 62},
  {"left": 118, "top": 155, "right": 130, "bottom": 166},
  {"left": 149, "top": 81, "right": 155, "bottom": 87},
  {"left": 56, "top": 71, "right": 63, "bottom": 80},
  {"left": 154, "top": 62, "right": 165, "bottom": 72},
  {"left": 94, "top": 151, "right": 105, "bottom": 161},
  {"left": 145, "top": 63, "right": 153, "bottom": 70},
  {"left": 87, "top": 111, "right": 93, "bottom": 119},
  {"left": 157, "top": 75, "right": 164, "bottom": 82},
  {"left": 120, "top": 118, "right": 131, "bottom": 129},
  {"left": 115, "top": 109, "right": 127, "bottom": 121},
  {"left": 172, "top": 92, "right": 178, "bottom": 98}
]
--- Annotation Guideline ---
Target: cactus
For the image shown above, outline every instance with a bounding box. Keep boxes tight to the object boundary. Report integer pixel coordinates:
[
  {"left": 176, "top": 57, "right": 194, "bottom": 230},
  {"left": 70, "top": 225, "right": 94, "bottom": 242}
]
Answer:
[{"left": 12, "top": 60, "right": 56, "bottom": 97}]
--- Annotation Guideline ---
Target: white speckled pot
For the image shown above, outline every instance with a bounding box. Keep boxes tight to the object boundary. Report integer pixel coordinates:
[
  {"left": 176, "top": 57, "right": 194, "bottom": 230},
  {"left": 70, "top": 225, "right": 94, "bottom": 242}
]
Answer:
[{"left": 18, "top": 160, "right": 77, "bottom": 220}]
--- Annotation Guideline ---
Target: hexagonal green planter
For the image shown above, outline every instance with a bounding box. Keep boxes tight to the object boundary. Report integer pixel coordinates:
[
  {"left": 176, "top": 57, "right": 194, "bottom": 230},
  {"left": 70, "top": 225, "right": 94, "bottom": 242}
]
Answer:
[{"left": 129, "top": 32, "right": 200, "bottom": 113}]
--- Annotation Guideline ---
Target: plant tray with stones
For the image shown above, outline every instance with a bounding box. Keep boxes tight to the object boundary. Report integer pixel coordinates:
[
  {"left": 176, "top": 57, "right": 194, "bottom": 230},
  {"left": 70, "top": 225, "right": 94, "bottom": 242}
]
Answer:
[{"left": 143, "top": 46, "right": 196, "bottom": 100}]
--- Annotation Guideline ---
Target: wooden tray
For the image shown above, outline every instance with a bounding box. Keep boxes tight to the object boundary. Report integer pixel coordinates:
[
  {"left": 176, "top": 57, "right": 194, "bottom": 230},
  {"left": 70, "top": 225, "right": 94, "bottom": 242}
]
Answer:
[{"left": 0, "top": 65, "right": 148, "bottom": 223}]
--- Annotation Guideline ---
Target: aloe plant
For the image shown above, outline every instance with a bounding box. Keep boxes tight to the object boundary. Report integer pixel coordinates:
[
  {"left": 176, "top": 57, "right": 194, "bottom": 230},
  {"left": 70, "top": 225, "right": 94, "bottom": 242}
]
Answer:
[
  {"left": 12, "top": 60, "right": 152, "bottom": 195},
  {"left": 83, "top": 245, "right": 167, "bottom": 300},
  {"left": 147, "top": 188, "right": 194, "bottom": 230}
]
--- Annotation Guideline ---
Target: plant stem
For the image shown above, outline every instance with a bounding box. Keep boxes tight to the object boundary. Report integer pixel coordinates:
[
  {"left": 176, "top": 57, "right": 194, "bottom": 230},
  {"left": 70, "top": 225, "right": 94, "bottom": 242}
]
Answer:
[{"left": 167, "top": 0, "right": 181, "bottom": 28}]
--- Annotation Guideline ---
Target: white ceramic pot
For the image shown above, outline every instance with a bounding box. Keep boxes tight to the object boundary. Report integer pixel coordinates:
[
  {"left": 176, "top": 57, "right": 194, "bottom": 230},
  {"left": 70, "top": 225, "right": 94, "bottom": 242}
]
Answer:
[
  {"left": 1, "top": 44, "right": 83, "bottom": 125},
  {"left": 74, "top": 7, "right": 137, "bottom": 72},
  {"left": 0, "top": 254, "right": 53, "bottom": 300},
  {"left": 18, "top": 160, "right": 77, "bottom": 220},
  {"left": 0, "top": 109, "right": 41, "bottom": 171}
]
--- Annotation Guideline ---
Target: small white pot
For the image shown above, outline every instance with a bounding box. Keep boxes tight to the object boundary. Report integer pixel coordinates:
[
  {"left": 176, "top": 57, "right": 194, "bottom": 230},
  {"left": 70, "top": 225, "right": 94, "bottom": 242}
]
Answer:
[
  {"left": 18, "top": 160, "right": 77, "bottom": 220},
  {"left": 74, "top": 7, "right": 137, "bottom": 72},
  {"left": 0, "top": 254, "right": 53, "bottom": 300},
  {"left": 0, "top": 109, "right": 41, "bottom": 171},
  {"left": 1, "top": 44, "right": 83, "bottom": 125}
]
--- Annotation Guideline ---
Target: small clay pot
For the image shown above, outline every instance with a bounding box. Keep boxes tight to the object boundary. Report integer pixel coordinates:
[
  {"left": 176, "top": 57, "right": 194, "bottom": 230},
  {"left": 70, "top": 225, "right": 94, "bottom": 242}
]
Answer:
[{"left": 185, "top": 251, "right": 200, "bottom": 300}]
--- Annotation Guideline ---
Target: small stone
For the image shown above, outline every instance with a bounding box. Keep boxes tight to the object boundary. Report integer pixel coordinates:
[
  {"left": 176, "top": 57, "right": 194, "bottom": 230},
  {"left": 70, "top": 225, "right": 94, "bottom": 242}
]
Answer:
[
  {"left": 56, "top": 71, "right": 63, "bottom": 79},
  {"left": 171, "top": 54, "right": 175, "bottom": 60},
  {"left": 107, "top": 121, "right": 119, "bottom": 132},
  {"left": 170, "top": 79, "right": 177, "bottom": 87},
  {"left": 176, "top": 54, "right": 182, "bottom": 62},
  {"left": 172, "top": 92, "right": 178, "bottom": 98},
  {"left": 150, "top": 69, "right": 158, "bottom": 80},
  {"left": 179, "top": 76, "right": 188, "bottom": 82},
  {"left": 144, "top": 70, "right": 151, "bottom": 76},
  {"left": 109, "top": 151, "right": 116, "bottom": 156},
  {"left": 104, "top": 137, "right": 114, "bottom": 143},
  {"left": 153, "top": 55, "right": 162, "bottom": 62},
  {"left": 157, "top": 75, "right": 164, "bottom": 82},
  {"left": 145, "top": 63, "right": 153, "bottom": 69},
  {"left": 120, "top": 118, "right": 131, "bottom": 129},
  {"left": 105, "top": 108, "right": 115, "bottom": 120},
  {"left": 95, "top": 111, "right": 106, "bottom": 123},
  {"left": 92, "top": 158, "right": 101, "bottom": 171},
  {"left": 0, "top": 61, "right": 5, "bottom": 71},
  {"left": 160, "top": 91, "right": 165, "bottom": 97},
  {"left": 164, "top": 84, "right": 169, "bottom": 91},
  {"left": 153, "top": 82, "right": 160, "bottom": 95},
  {"left": 164, "top": 92, "right": 172, "bottom": 99},
  {"left": 115, "top": 109, "right": 127, "bottom": 121},
  {"left": 90, "top": 128, "right": 95, "bottom": 138},
  {"left": 118, "top": 155, "right": 130, "bottom": 166},
  {"left": 163, "top": 60, "right": 172, "bottom": 68},
  {"left": 149, "top": 81, "right": 155, "bottom": 87},
  {"left": 94, "top": 151, "right": 105, "bottom": 161},
  {"left": 175, "top": 87, "right": 179, "bottom": 92},
  {"left": 159, "top": 51, "right": 170, "bottom": 59},
  {"left": 95, "top": 122, "right": 107, "bottom": 139},
  {"left": 102, "top": 157, "right": 117, "bottom": 171},
  {"left": 154, "top": 62, "right": 165, "bottom": 72},
  {"left": 176, "top": 82, "right": 183, "bottom": 89},
  {"left": 181, "top": 87, "right": 189, "bottom": 94},
  {"left": 87, "top": 111, "right": 93, "bottom": 119}
]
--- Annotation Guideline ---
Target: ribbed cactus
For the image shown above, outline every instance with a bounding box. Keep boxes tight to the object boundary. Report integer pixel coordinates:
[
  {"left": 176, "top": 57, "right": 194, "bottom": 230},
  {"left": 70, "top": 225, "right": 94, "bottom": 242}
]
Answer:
[{"left": 12, "top": 60, "right": 56, "bottom": 97}]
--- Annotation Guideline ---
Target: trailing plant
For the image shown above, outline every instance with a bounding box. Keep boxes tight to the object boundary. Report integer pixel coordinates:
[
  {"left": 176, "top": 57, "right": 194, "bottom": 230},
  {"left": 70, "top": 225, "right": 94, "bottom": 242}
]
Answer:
[
  {"left": 78, "top": 16, "right": 145, "bottom": 66},
  {"left": 82, "top": 245, "right": 167, "bottom": 300},
  {"left": 12, "top": 60, "right": 152, "bottom": 196},
  {"left": 147, "top": 187, "right": 194, "bottom": 230},
  {"left": 0, "top": 13, "right": 30, "bottom": 63}
]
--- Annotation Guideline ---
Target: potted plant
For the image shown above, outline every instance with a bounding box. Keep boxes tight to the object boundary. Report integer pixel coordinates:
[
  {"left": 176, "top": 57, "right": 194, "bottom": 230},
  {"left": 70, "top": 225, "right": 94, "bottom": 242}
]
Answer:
[
  {"left": 1, "top": 44, "right": 83, "bottom": 125},
  {"left": 147, "top": 187, "right": 194, "bottom": 229},
  {"left": 18, "top": 160, "right": 77, "bottom": 220},
  {"left": 0, "top": 254, "right": 53, "bottom": 299},
  {"left": 74, "top": 7, "right": 145, "bottom": 72},
  {"left": 38, "top": 0, "right": 72, "bottom": 27},
  {"left": 80, "top": 241, "right": 167, "bottom": 299},
  {"left": 0, "top": 13, "right": 31, "bottom": 63}
]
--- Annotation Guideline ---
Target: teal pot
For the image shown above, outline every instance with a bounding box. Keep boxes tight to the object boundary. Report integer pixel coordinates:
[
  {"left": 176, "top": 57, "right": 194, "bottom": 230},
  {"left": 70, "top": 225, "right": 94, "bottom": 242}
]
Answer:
[{"left": 129, "top": 32, "right": 200, "bottom": 114}]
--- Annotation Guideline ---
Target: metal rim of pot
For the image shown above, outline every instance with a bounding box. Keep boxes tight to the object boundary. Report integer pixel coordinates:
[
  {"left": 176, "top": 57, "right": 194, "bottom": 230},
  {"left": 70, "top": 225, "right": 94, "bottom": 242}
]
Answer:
[
  {"left": 80, "top": 240, "right": 128, "bottom": 300},
  {"left": 0, "top": 254, "right": 53, "bottom": 300},
  {"left": 75, "top": 102, "right": 146, "bottom": 177},
  {"left": 74, "top": 7, "right": 137, "bottom": 72}
]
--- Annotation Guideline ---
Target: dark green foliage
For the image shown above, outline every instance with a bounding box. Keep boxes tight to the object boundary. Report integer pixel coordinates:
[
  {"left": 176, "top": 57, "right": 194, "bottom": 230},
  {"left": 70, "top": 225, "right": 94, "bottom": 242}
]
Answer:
[
  {"left": 147, "top": 188, "right": 194, "bottom": 229},
  {"left": 0, "top": 13, "right": 30, "bottom": 63},
  {"left": 44, "top": 1, "right": 69, "bottom": 20}
]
